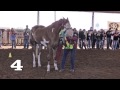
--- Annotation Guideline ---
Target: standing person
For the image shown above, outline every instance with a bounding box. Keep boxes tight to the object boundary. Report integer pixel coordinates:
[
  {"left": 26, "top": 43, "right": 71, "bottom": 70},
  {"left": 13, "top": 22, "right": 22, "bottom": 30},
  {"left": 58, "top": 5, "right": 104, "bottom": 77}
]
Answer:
[
  {"left": 81, "top": 29, "right": 86, "bottom": 49},
  {"left": 99, "top": 29, "right": 104, "bottom": 49},
  {"left": 96, "top": 30, "right": 101, "bottom": 49},
  {"left": 87, "top": 30, "right": 92, "bottom": 49},
  {"left": 73, "top": 28, "right": 79, "bottom": 49},
  {"left": 0, "top": 30, "right": 3, "bottom": 48},
  {"left": 110, "top": 30, "right": 114, "bottom": 49},
  {"left": 23, "top": 25, "right": 30, "bottom": 49},
  {"left": 106, "top": 28, "right": 112, "bottom": 49},
  {"left": 91, "top": 29, "right": 97, "bottom": 49},
  {"left": 102, "top": 30, "right": 106, "bottom": 49},
  {"left": 87, "top": 27, "right": 93, "bottom": 49},
  {"left": 113, "top": 30, "right": 119, "bottom": 50},
  {"left": 10, "top": 28, "right": 16, "bottom": 49},
  {"left": 78, "top": 29, "right": 82, "bottom": 49},
  {"left": 59, "top": 28, "right": 78, "bottom": 72}
]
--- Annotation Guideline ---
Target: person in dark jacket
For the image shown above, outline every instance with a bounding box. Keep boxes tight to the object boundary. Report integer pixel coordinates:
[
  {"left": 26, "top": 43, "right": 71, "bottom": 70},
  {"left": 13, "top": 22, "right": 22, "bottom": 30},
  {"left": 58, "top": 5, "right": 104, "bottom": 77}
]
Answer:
[
  {"left": 87, "top": 30, "right": 92, "bottom": 49},
  {"left": 10, "top": 28, "right": 16, "bottom": 49},
  {"left": 91, "top": 29, "right": 97, "bottom": 49},
  {"left": 106, "top": 28, "right": 112, "bottom": 49},
  {"left": 96, "top": 30, "right": 101, "bottom": 49},
  {"left": 102, "top": 30, "right": 106, "bottom": 49},
  {"left": 99, "top": 29, "right": 104, "bottom": 49},
  {"left": 59, "top": 29, "right": 78, "bottom": 72},
  {"left": 23, "top": 25, "right": 30, "bottom": 49},
  {"left": 113, "top": 30, "right": 119, "bottom": 50},
  {"left": 81, "top": 29, "right": 86, "bottom": 49},
  {"left": 78, "top": 29, "right": 82, "bottom": 49}
]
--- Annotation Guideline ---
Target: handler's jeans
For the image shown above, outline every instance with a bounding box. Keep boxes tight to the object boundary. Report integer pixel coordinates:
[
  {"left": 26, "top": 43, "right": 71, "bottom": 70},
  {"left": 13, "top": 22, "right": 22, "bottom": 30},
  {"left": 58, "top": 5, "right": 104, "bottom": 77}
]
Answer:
[
  {"left": 11, "top": 40, "right": 16, "bottom": 49},
  {"left": 61, "top": 49, "right": 76, "bottom": 70},
  {"left": 24, "top": 39, "right": 29, "bottom": 49}
]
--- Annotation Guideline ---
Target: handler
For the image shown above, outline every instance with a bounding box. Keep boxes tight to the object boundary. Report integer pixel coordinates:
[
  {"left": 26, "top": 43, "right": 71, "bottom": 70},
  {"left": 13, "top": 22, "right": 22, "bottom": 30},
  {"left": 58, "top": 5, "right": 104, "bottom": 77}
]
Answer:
[{"left": 59, "top": 28, "right": 78, "bottom": 72}]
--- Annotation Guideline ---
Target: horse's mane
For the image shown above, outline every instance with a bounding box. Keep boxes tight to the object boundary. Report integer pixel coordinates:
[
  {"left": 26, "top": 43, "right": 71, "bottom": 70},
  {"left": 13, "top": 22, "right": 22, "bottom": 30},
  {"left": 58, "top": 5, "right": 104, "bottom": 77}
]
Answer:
[{"left": 46, "top": 19, "right": 63, "bottom": 29}]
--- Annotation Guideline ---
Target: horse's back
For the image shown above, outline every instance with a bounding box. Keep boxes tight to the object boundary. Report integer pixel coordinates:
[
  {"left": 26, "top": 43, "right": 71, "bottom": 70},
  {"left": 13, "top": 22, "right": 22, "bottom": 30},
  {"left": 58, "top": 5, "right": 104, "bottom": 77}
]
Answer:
[
  {"left": 32, "top": 25, "right": 45, "bottom": 32},
  {"left": 30, "top": 25, "right": 46, "bottom": 45}
]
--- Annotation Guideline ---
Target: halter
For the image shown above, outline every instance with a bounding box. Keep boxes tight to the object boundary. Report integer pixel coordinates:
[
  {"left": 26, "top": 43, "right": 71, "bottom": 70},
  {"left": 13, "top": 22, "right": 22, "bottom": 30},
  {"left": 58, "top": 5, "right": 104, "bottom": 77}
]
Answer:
[{"left": 64, "top": 22, "right": 71, "bottom": 28}]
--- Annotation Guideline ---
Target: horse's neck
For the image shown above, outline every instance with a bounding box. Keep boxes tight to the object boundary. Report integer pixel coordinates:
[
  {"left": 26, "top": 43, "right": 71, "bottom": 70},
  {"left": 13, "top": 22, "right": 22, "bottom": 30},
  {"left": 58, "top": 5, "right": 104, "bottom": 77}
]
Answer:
[{"left": 46, "top": 23, "right": 61, "bottom": 34}]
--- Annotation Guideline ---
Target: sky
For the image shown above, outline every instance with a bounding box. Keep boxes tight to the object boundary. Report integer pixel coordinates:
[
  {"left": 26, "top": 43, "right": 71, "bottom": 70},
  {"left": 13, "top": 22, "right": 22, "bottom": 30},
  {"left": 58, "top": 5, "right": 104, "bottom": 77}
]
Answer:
[{"left": 0, "top": 11, "right": 120, "bottom": 30}]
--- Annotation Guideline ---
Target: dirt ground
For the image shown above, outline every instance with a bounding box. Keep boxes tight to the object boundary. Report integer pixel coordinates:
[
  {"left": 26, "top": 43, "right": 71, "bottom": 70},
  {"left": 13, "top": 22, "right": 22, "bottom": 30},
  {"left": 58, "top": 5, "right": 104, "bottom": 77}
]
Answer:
[{"left": 0, "top": 48, "right": 120, "bottom": 79}]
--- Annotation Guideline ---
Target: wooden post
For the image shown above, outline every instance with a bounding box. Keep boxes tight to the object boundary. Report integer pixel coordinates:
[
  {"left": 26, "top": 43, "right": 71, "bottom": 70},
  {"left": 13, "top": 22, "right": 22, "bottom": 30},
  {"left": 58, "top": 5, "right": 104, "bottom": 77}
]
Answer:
[
  {"left": 54, "top": 11, "right": 56, "bottom": 21},
  {"left": 37, "top": 11, "right": 40, "bottom": 25},
  {"left": 92, "top": 11, "right": 94, "bottom": 30}
]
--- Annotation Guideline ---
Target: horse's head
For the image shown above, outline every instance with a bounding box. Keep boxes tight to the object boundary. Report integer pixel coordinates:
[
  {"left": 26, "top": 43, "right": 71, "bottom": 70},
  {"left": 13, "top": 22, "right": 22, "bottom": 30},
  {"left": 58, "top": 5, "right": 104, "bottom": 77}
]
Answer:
[
  {"left": 56, "top": 17, "right": 71, "bottom": 32},
  {"left": 50, "top": 17, "right": 71, "bottom": 47},
  {"left": 63, "top": 17, "right": 71, "bottom": 29}
]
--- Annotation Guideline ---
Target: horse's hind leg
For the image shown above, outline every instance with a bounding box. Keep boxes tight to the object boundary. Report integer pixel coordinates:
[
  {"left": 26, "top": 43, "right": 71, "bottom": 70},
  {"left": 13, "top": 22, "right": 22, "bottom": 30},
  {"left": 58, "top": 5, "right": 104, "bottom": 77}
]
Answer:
[
  {"left": 54, "top": 60, "right": 58, "bottom": 71},
  {"left": 33, "top": 44, "right": 36, "bottom": 67},
  {"left": 47, "top": 54, "right": 50, "bottom": 72},
  {"left": 38, "top": 52, "right": 41, "bottom": 67},
  {"left": 33, "top": 52, "right": 36, "bottom": 67}
]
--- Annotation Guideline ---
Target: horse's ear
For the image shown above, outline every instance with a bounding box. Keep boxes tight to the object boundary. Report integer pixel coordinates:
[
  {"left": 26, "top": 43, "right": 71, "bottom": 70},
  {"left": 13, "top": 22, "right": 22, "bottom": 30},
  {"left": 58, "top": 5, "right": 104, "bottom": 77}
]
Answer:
[
  {"left": 67, "top": 17, "right": 69, "bottom": 22},
  {"left": 63, "top": 17, "right": 65, "bottom": 19}
]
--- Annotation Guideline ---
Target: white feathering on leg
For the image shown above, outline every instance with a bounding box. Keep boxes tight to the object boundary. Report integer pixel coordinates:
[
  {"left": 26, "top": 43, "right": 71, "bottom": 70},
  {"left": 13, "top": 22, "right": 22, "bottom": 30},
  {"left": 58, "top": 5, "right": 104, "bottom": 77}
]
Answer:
[
  {"left": 33, "top": 52, "right": 36, "bottom": 67},
  {"left": 54, "top": 60, "right": 58, "bottom": 71},
  {"left": 38, "top": 52, "right": 41, "bottom": 67},
  {"left": 47, "top": 61, "right": 50, "bottom": 72}
]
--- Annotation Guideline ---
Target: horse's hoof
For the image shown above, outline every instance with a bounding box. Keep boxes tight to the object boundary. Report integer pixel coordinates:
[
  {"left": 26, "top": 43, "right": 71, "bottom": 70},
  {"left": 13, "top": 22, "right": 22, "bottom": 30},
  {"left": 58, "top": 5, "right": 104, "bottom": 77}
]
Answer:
[
  {"left": 33, "top": 65, "right": 36, "bottom": 67},
  {"left": 55, "top": 68, "right": 59, "bottom": 71},
  {"left": 38, "top": 65, "right": 41, "bottom": 67},
  {"left": 47, "top": 71, "right": 50, "bottom": 73}
]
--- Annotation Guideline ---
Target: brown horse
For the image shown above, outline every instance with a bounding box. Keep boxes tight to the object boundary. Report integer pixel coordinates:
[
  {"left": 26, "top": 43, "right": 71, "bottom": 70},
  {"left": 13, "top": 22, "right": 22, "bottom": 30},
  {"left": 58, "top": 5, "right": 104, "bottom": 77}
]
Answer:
[{"left": 30, "top": 18, "right": 70, "bottom": 72}]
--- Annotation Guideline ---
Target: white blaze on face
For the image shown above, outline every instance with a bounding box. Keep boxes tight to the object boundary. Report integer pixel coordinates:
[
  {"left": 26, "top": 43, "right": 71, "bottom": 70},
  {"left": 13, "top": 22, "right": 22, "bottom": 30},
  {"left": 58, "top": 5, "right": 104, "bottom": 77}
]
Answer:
[{"left": 64, "top": 22, "right": 71, "bottom": 29}]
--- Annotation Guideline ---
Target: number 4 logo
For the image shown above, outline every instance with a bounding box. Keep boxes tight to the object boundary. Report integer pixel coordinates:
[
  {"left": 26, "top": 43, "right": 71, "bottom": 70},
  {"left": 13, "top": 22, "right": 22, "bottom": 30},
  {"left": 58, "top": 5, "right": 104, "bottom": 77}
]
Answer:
[{"left": 10, "top": 60, "right": 23, "bottom": 71}]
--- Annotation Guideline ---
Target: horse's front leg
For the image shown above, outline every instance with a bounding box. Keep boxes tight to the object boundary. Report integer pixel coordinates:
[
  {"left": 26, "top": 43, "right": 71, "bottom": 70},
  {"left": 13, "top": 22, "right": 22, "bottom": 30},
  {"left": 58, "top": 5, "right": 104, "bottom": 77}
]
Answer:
[
  {"left": 47, "top": 45, "right": 52, "bottom": 72},
  {"left": 53, "top": 48, "right": 58, "bottom": 71},
  {"left": 38, "top": 44, "right": 41, "bottom": 67}
]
